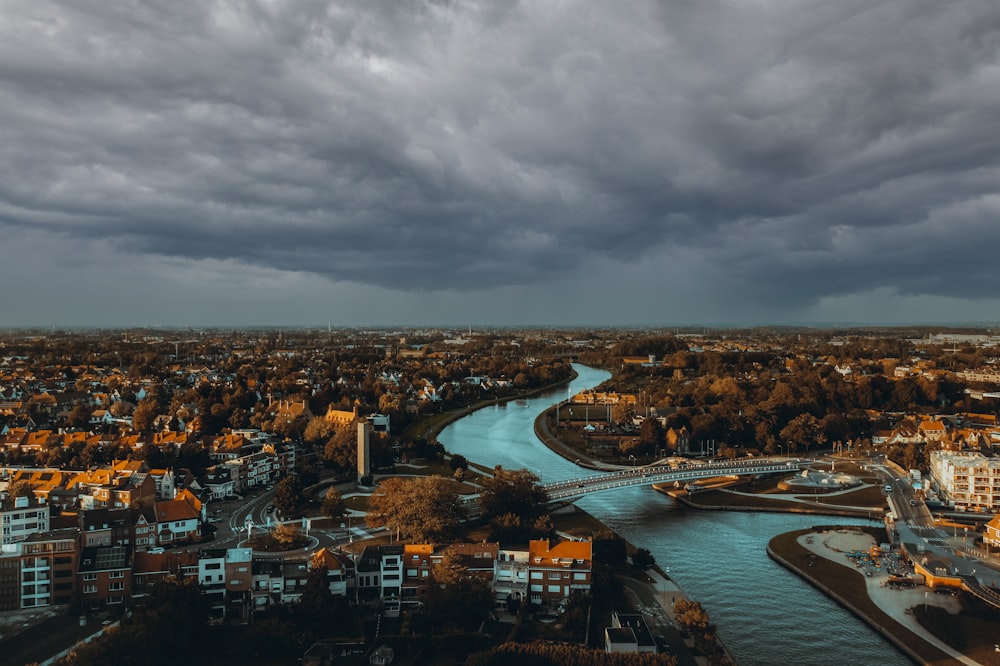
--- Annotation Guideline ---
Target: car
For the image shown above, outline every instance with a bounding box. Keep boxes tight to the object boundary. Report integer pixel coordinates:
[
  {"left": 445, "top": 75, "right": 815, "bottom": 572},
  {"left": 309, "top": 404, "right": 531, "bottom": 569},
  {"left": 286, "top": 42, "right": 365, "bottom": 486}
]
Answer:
[
  {"left": 148, "top": 547, "right": 165, "bottom": 554},
  {"left": 265, "top": 504, "right": 274, "bottom": 513},
  {"left": 909, "top": 499, "right": 917, "bottom": 506}
]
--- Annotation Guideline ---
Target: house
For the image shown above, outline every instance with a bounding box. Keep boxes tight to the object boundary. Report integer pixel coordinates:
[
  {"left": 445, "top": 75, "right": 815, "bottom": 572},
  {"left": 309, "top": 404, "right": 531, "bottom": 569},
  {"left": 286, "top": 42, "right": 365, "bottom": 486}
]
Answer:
[
  {"left": 199, "top": 547, "right": 228, "bottom": 623},
  {"left": 356, "top": 544, "right": 403, "bottom": 602},
  {"left": 132, "top": 550, "right": 198, "bottom": 600},
  {"left": 310, "top": 547, "right": 352, "bottom": 597},
  {"left": 917, "top": 419, "right": 947, "bottom": 442},
  {"left": 525, "top": 539, "right": 593, "bottom": 605},
  {"left": 154, "top": 490, "right": 202, "bottom": 545},
  {"left": 252, "top": 559, "right": 284, "bottom": 610},
  {"left": 985, "top": 515, "right": 1000, "bottom": 549},
  {"left": 78, "top": 544, "right": 132, "bottom": 609}
]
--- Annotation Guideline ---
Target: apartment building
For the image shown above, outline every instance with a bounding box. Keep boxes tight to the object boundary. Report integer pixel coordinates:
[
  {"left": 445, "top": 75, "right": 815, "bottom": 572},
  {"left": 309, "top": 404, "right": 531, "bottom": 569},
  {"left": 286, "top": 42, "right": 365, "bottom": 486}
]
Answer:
[{"left": 929, "top": 451, "right": 1000, "bottom": 511}]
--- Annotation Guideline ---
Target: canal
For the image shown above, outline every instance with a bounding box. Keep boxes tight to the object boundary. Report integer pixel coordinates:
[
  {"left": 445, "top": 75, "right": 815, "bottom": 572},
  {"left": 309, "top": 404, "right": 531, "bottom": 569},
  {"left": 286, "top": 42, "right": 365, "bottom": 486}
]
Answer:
[{"left": 438, "top": 364, "right": 911, "bottom": 666}]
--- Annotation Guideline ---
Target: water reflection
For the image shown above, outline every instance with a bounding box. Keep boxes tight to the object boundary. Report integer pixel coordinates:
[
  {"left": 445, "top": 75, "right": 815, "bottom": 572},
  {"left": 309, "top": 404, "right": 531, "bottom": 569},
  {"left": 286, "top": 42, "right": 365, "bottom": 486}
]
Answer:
[{"left": 439, "top": 365, "right": 910, "bottom": 666}]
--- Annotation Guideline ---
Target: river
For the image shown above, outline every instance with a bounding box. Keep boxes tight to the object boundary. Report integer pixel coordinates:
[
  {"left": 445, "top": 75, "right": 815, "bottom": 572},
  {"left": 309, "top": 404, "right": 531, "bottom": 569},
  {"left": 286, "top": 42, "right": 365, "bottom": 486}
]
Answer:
[{"left": 438, "top": 364, "right": 911, "bottom": 666}]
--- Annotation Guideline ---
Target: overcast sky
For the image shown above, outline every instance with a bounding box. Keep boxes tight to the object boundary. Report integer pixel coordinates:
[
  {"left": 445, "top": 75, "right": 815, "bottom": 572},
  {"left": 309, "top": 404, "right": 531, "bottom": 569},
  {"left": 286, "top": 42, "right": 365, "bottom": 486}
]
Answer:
[{"left": 2, "top": 0, "right": 999, "bottom": 328}]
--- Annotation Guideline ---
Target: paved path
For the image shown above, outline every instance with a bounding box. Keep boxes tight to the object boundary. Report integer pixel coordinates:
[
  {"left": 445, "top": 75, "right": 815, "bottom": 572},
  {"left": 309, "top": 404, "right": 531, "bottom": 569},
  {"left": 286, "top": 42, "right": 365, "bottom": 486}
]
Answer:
[{"left": 799, "top": 528, "right": 979, "bottom": 666}]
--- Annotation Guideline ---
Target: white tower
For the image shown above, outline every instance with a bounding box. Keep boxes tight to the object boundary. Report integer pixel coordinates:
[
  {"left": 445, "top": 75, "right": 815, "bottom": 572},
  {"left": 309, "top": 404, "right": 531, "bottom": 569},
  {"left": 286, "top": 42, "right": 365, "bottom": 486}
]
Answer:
[{"left": 357, "top": 421, "right": 371, "bottom": 483}]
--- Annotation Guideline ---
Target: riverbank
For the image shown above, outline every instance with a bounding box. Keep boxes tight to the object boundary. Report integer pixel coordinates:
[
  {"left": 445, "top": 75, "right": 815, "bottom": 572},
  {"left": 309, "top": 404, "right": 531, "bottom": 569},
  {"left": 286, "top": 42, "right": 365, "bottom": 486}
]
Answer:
[
  {"left": 406, "top": 368, "right": 579, "bottom": 443},
  {"left": 766, "top": 526, "right": 975, "bottom": 665}
]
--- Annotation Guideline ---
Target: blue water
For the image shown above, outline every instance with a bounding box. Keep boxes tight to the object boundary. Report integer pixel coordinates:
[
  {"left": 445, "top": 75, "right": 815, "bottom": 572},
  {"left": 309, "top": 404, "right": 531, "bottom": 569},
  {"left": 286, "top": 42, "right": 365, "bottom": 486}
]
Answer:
[{"left": 439, "top": 364, "right": 912, "bottom": 666}]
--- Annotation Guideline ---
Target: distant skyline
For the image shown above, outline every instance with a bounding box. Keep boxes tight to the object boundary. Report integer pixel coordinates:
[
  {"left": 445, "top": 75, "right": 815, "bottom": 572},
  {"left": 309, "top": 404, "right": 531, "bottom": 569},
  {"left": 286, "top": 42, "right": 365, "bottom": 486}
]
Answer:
[{"left": 2, "top": 1, "right": 999, "bottom": 328}]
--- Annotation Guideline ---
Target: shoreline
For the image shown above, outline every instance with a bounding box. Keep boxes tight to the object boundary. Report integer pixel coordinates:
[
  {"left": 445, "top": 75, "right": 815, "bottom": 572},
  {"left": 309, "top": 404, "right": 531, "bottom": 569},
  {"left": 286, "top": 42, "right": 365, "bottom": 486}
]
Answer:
[
  {"left": 408, "top": 367, "right": 580, "bottom": 443},
  {"left": 766, "top": 527, "right": 964, "bottom": 665}
]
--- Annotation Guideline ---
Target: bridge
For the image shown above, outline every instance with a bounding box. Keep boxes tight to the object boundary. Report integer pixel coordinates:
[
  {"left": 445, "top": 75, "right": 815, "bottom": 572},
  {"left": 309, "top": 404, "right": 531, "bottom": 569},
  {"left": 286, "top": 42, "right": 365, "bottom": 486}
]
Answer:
[
  {"left": 459, "top": 458, "right": 806, "bottom": 517},
  {"left": 542, "top": 458, "right": 806, "bottom": 501}
]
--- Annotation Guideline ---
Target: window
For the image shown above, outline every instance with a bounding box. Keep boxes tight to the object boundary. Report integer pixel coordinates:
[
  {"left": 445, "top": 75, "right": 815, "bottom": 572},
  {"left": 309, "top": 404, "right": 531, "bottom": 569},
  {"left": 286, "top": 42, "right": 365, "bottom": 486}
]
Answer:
[
  {"left": 110, "top": 571, "right": 124, "bottom": 579},
  {"left": 84, "top": 585, "right": 97, "bottom": 594},
  {"left": 109, "top": 582, "right": 124, "bottom": 591},
  {"left": 573, "top": 573, "right": 587, "bottom": 580},
  {"left": 548, "top": 572, "right": 560, "bottom": 580},
  {"left": 530, "top": 572, "right": 542, "bottom": 580},
  {"left": 547, "top": 585, "right": 561, "bottom": 593},
  {"left": 83, "top": 573, "right": 97, "bottom": 581},
  {"left": 205, "top": 562, "right": 222, "bottom": 570}
]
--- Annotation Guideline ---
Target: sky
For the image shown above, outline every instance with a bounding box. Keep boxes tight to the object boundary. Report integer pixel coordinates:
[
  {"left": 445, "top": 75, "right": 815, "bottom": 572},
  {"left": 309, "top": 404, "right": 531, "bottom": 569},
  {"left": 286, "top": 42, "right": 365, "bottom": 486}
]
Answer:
[{"left": 1, "top": 0, "right": 999, "bottom": 328}]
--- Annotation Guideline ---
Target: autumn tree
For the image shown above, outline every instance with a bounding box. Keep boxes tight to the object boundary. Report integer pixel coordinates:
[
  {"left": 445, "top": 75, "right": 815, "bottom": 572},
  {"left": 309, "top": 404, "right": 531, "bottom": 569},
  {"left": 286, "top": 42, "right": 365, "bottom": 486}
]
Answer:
[
  {"left": 322, "top": 487, "right": 346, "bottom": 520},
  {"left": 273, "top": 475, "right": 308, "bottom": 519},
  {"left": 366, "top": 476, "right": 463, "bottom": 542},
  {"left": 479, "top": 467, "right": 548, "bottom": 525}
]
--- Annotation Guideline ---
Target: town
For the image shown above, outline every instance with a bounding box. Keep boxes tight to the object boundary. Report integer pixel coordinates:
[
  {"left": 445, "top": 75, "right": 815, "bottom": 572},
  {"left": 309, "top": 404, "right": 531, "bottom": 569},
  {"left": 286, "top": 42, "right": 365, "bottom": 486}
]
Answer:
[{"left": 1, "top": 327, "right": 1000, "bottom": 664}]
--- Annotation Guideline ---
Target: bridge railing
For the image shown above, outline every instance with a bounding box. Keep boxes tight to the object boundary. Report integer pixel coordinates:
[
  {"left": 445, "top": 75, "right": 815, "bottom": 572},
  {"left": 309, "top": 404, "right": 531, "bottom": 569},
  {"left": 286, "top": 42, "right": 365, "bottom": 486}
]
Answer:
[{"left": 543, "top": 459, "right": 804, "bottom": 500}]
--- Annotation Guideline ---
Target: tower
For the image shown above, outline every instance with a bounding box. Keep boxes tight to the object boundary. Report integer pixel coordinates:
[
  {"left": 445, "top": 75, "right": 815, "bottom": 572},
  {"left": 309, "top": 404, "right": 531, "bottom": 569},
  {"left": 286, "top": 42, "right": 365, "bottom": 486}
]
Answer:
[{"left": 357, "top": 420, "right": 371, "bottom": 483}]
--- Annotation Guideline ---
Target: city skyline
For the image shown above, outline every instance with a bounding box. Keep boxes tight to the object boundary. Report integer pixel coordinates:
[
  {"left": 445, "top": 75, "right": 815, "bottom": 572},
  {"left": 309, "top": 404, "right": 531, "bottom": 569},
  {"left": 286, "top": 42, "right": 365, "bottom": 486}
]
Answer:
[{"left": 2, "top": 1, "right": 999, "bottom": 328}]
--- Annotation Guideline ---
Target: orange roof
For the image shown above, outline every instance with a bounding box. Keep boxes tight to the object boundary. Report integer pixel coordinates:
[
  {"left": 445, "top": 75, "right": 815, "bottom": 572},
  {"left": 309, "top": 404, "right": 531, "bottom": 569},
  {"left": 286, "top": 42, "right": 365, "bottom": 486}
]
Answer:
[
  {"left": 529, "top": 539, "right": 592, "bottom": 563},
  {"left": 154, "top": 497, "right": 200, "bottom": 522},
  {"left": 311, "top": 547, "right": 348, "bottom": 572}
]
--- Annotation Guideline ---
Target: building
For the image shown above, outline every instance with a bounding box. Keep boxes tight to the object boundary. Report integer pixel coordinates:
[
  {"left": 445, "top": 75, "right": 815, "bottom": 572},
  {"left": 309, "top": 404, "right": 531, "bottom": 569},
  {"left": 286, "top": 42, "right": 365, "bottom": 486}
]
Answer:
[
  {"left": 929, "top": 451, "right": 1000, "bottom": 511},
  {"left": 78, "top": 544, "right": 131, "bottom": 609},
  {"left": 607, "top": 610, "right": 657, "bottom": 654},
  {"left": 525, "top": 539, "right": 592, "bottom": 606},
  {"left": 0, "top": 495, "right": 50, "bottom": 546},
  {"left": 2, "top": 528, "right": 80, "bottom": 610}
]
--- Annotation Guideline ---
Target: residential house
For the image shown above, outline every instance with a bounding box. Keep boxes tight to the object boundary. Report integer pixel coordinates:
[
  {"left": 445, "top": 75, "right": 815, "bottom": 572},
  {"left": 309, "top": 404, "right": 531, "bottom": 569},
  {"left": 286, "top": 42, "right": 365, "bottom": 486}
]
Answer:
[
  {"left": 310, "top": 547, "right": 352, "bottom": 598},
  {"left": 356, "top": 544, "right": 403, "bottom": 603},
  {"left": 525, "top": 539, "right": 593, "bottom": 606},
  {"left": 78, "top": 544, "right": 131, "bottom": 609},
  {"left": 153, "top": 490, "right": 203, "bottom": 546}
]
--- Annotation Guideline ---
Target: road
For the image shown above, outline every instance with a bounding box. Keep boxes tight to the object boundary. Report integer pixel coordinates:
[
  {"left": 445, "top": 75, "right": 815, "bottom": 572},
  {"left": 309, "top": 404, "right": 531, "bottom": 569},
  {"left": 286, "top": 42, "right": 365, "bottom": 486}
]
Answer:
[{"left": 873, "top": 461, "right": 1000, "bottom": 595}]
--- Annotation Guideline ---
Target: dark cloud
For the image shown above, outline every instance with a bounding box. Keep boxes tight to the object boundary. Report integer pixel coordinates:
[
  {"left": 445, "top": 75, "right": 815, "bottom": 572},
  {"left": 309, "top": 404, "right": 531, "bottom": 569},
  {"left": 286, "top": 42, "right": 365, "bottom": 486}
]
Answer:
[{"left": 1, "top": 0, "right": 998, "bottom": 324}]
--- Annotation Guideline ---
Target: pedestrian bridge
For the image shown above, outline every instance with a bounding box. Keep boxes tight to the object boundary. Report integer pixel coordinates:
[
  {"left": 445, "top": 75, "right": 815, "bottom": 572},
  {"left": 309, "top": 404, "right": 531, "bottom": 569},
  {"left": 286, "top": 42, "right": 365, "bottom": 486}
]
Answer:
[
  {"left": 542, "top": 458, "right": 806, "bottom": 501},
  {"left": 459, "top": 458, "right": 806, "bottom": 517}
]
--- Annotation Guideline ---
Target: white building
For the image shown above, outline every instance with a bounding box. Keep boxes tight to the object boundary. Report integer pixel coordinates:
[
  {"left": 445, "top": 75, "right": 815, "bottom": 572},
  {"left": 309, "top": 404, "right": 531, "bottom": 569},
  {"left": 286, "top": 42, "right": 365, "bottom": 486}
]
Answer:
[
  {"left": 929, "top": 451, "right": 1000, "bottom": 511},
  {"left": 0, "top": 495, "right": 50, "bottom": 546}
]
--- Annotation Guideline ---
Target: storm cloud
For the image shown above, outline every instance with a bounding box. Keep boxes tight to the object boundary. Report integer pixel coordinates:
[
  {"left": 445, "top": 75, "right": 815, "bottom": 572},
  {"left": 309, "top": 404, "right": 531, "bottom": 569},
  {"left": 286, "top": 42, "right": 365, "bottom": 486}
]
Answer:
[{"left": 1, "top": 0, "right": 998, "bottom": 326}]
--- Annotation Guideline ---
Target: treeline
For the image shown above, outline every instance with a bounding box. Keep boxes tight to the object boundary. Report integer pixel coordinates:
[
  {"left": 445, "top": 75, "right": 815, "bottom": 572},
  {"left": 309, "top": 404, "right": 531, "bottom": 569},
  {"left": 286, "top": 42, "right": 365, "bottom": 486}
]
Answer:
[{"left": 580, "top": 334, "right": 983, "bottom": 456}]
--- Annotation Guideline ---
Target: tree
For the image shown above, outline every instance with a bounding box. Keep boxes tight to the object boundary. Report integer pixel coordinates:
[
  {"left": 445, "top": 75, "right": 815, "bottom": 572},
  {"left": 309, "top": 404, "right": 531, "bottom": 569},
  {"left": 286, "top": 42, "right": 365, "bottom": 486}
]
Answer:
[
  {"left": 366, "top": 476, "right": 463, "bottom": 542},
  {"left": 423, "top": 576, "right": 493, "bottom": 632},
  {"left": 780, "top": 413, "right": 824, "bottom": 454},
  {"left": 479, "top": 467, "right": 548, "bottom": 525},
  {"left": 8, "top": 480, "right": 32, "bottom": 499},
  {"left": 631, "top": 547, "right": 655, "bottom": 571},
  {"left": 592, "top": 530, "right": 628, "bottom": 566},
  {"left": 131, "top": 398, "right": 158, "bottom": 431},
  {"left": 322, "top": 487, "right": 346, "bottom": 520},
  {"left": 638, "top": 416, "right": 665, "bottom": 454},
  {"left": 304, "top": 417, "right": 337, "bottom": 447},
  {"left": 448, "top": 454, "right": 468, "bottom": 472},
  {"left": 323, "top": 426, "right": 358, "bottom": 473},
  {"left": 66, "top": 403, "right": 92, "bottom": 429},
  {"left": 273, "top": 475, "right": 308, "bottom": 519}
]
